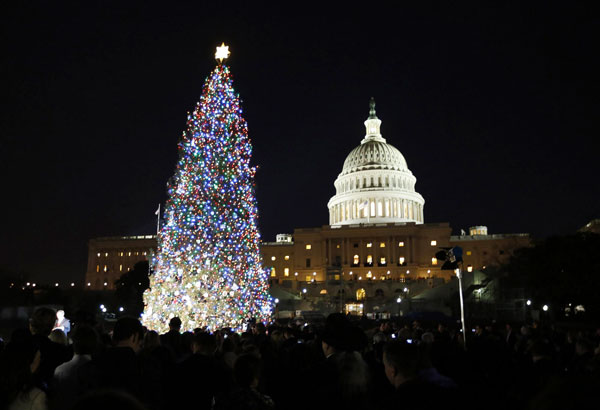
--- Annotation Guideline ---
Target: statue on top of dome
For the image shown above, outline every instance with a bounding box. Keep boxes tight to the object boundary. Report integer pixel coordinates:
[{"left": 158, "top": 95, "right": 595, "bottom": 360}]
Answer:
[{"left": 369, "top": 97, "right": 378, "bottom": 119}]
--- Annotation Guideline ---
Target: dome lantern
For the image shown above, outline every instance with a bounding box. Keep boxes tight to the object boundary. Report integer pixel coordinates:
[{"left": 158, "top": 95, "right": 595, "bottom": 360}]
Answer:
[{"left": 362, "top": 97, "right": 385, "bottom": 143}]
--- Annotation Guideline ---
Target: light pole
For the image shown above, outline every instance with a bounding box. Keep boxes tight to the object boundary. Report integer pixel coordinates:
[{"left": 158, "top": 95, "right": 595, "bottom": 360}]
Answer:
[
  {"left": 435, "top": 246, "right": 467, "bottom": 349},
  {"left": 455, "top": 266, "right": 467, "bottom": 349}
]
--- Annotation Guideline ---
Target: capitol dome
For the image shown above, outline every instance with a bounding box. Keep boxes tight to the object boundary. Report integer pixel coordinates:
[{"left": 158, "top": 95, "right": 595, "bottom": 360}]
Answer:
[{"left": 328, "top": 99, "right": 425, "bottom": 225}]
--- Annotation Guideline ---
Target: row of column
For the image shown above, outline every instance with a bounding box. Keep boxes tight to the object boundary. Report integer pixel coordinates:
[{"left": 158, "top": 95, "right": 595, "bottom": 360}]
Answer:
[
  {"left": 338, "top": 175, "right": 411, "bottom": 193},
  {"left": 330, "top": 198, "right": 423, "bottom": 224}
]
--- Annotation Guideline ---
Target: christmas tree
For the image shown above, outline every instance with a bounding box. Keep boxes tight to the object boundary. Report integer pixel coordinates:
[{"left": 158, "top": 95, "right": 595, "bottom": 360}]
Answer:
[{"left": 143, "top": 44, "right": 272, "bottom": 332}]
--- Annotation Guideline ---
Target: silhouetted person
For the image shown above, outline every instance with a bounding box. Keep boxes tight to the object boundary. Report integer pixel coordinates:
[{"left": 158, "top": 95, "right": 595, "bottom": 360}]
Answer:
[
  {"left": 82, "top": 317, "right": 144, "bottom": 403},
  {"left": 52, "top": 325, "right": 98, "bottom": 409},
  {"left": 214, "top": 353, "right": 274, "bottom": 410},
  {"left": 160, "top": 317, "right": 182, "bottom": 359},
  {"left": 28, "top": 307, "right": 70, "bottom": 390},
  {"left": 383, "top": 340, "right": 458, "bottom": 408},
  {"left": 175, "top": 332, "right": 232, "bottom": 409},
  {"left": 0, "top": 339, "right": 46, "bottom": 410}
]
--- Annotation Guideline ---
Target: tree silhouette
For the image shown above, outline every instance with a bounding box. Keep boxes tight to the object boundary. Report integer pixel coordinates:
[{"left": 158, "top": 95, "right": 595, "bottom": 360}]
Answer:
[
  {"left": 115, "top": 261, "right": 150, "bottom": 317},
  {"left": 501, "top": 232, "right": 600, "bottom": 319}
]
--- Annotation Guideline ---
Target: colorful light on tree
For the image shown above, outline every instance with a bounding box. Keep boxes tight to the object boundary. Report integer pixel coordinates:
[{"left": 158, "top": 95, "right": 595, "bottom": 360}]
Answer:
[{"left": 143, "top": 45, "right": 272, "bottom": 332}]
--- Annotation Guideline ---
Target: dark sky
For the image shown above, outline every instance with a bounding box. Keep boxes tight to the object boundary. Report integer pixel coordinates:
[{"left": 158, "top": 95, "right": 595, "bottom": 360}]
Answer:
[{"left": 1, "top": 1, "right": 597, "bottom": 283}]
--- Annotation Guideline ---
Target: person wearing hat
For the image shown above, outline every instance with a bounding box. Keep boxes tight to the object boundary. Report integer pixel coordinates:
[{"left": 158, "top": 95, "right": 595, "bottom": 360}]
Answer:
[{"left": 310, "top": 314, "right": 370, "bottom": 410}]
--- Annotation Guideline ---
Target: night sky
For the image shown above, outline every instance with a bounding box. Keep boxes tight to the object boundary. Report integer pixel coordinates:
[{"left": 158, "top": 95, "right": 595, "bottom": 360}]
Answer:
[{"left": 1, "top": 2, "right": 597, "bottom": 284}]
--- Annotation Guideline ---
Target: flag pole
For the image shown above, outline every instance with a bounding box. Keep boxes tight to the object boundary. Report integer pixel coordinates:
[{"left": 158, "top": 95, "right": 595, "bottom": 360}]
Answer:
[{"left": 155, "top": 204, "right": 161, "bottom": 236}]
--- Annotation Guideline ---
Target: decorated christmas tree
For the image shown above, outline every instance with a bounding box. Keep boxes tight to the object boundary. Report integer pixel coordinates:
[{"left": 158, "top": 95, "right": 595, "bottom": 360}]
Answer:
[{"left": 143, "top": 44, "right": 272, "bottom": 332}]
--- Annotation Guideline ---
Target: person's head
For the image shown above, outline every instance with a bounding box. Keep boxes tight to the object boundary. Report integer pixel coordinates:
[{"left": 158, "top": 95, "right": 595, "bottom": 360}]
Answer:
[
  {"left": 192, "top": 332, "right": 216, "bottom": 355},
  {"left": 72, "top": 325, "right": 98, "bottom": 355},
  {"left": 56, "top": 310, "right": 65, "bottom": 321},
  {"left": 168, "top": 317, "right": 182, "bottom": 332},
  {"left": 143, "top": 330, "right": 160, "bottom": 351},
  {"left": 421, "top": 332, "right": 434, "bottom": 345},
  {"left": 49, "top": 329, "right": 68, "bottom": 345},
  {"left": 234, "top": 353, "right": 262, "bottom": 389},
  {"left": 322, "top": 313, "right": 350, "bottom": 356},
  {"left": 29, "top": 307, "right": 56, "bottom": 336},
  {"left": 112, "top": 317, "right": 144, "bottom": 353},
  {"left": 383, "top": 340, "right": 420, "bottom": 388},
  {"left": 252, "top": 322, "right": 266, "bottom": 335}
]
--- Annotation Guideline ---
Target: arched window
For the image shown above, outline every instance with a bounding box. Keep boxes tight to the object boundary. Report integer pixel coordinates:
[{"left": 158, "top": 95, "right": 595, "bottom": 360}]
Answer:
[
  {"left": 353, "top": 254, "right": 360, "bottom": 265},
  {"left": 356, "top": 288, "right": 366, "bottom": 301}
]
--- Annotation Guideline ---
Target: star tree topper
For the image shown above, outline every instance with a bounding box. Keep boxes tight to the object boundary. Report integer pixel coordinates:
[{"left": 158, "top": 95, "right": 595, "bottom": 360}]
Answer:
[{"left": 215, "top": 42, "right": 230, "bottom": 63}]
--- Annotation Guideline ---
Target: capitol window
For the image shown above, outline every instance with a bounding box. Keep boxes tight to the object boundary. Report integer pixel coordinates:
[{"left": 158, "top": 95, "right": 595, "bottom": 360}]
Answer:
[
  {"left": 271, "top": 268, "right": 276, "bottom": 277},
  {"left": 103, "top": 265, "right": 107, "bottom": 272},
  {"left": 284, "top": 268, "right": 289, "bottom": 276},
  {"left": 105, "top": 252, "right": 108, "bottom": 257},
  {"left": 305, "top": 244, "right": 312, "bottom": 250},
  {"left": 399, "top": 256, "right": 405, "bottom": 265},
  {"left": 398, "top": 241, "right": 404, "bottom": 247},
  {"left": 353, "top": 254, "right": 360, "bottom": 265},
  {"left": 430, "top": 240, "right": 437, "bottom": 246},
  {"left": 97, "top": 253, "right": 100, "bottom": 258},
  {"left": 366, "top": 255, "right": 373, "bottom": 265},
  {"left": 466, "top": 251, "right": 472, "bottom": 256},
  {"left": 271, "top": 256, "right": 276, "bottom": 261},
  {"left": 366, "top": 271, "right": 372, "bottom": 278},
  {"left": 380, "top": 257, "right": 386, "bottom": 265},
  {"left": 366, "top": 242, "right": 372, "bottom": 248},
  {"left": 120, "top": 264, "right": 123, "bottom": 271},
  {"left": 96, "top": 265, "right": 99, "bottom": 272},
  {"left": 356, "top": 288, "right": 366, "bottom": 301},
  {"left": 380, "top": 242, "right": 385, "bottom": 248},
  {"left": 284, "top": 255, "right": 289, "bottom": 260},
  {"left": 431, "top": 257, "right": 438, "bottom": 265}
]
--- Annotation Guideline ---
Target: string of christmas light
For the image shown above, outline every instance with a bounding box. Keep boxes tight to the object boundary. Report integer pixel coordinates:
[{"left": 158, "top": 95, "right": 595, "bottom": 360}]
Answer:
[{"left": 143, "top": 50, "right": 272, "bottom": 332}]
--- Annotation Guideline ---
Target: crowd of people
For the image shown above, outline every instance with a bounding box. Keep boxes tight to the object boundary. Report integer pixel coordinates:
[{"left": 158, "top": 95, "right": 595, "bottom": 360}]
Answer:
[{"left": 1, "top": 307, "right": 599, "bottom": 410}]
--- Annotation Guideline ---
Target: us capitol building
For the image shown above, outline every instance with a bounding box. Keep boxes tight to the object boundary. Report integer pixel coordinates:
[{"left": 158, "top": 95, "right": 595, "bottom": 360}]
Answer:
[{"left": 85, "top": 100, "right": 530, "bottom": 316}]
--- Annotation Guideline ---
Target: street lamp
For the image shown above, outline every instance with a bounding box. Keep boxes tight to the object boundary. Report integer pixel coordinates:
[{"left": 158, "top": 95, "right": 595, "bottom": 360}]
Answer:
[{"left": 435, "top": 246, "right": 467, "bottom": 349}]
